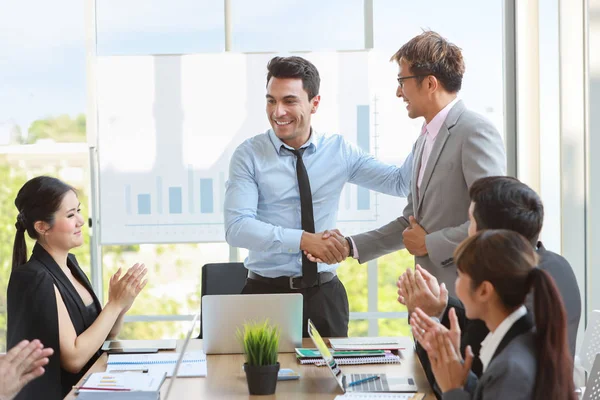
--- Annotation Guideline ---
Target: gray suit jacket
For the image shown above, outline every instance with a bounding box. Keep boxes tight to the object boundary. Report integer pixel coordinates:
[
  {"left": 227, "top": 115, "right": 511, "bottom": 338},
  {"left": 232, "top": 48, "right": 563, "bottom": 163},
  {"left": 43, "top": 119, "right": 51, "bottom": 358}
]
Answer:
[
  {"left": 443, "top": 315, "right": 537, "bottom": 400},
  {"left": 351, "top": 100, "right": 506, "bottom": 295}
]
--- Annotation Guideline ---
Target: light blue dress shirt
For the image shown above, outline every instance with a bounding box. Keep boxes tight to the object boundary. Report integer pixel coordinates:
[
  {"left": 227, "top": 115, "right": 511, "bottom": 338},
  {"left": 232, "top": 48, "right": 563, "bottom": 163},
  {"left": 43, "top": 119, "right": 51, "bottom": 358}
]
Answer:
[{"left": 224, "top": 129, "right": 413, "bottom": 278}]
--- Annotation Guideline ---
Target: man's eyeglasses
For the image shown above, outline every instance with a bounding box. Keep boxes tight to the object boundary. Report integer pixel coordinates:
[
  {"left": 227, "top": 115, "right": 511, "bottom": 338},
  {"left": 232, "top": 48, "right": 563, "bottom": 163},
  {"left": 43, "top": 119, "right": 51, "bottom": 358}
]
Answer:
[{"left": 397, "top": 75, "right": 427, "bottom": 88}]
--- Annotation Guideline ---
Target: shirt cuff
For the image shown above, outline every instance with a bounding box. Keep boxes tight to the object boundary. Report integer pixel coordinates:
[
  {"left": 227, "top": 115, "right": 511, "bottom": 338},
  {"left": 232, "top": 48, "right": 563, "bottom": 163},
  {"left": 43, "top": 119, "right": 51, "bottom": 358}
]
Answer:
[
  {"left": 349, "top": 237, "right": 359, "bottom": 259},
  {"left": 282, "top": 229, "right": 304, "bottom": 253}
]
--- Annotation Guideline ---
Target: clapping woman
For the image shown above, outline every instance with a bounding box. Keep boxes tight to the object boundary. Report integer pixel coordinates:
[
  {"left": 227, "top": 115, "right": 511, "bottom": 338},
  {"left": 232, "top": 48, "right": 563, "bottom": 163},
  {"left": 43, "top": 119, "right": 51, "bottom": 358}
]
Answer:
[
  {"left": 7, "top": 176, "right": 148, "bottom": 399},
  {"left": 410, "top": 230, "right": 575, "bottom": 400}
]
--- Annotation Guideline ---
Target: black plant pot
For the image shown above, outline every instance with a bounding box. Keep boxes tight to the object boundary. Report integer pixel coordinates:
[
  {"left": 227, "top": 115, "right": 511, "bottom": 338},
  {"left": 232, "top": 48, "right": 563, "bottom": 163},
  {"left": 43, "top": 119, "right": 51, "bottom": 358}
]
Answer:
[{"left": 243, "top": 362, "right": 280, "bottom": 395}]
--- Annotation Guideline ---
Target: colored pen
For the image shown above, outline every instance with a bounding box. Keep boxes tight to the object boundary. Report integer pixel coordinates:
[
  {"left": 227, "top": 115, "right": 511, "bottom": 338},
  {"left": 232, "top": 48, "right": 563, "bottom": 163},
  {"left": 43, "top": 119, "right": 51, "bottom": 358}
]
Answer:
[{"left": 348, "top": 375, "right": 380, "bottom": 387}]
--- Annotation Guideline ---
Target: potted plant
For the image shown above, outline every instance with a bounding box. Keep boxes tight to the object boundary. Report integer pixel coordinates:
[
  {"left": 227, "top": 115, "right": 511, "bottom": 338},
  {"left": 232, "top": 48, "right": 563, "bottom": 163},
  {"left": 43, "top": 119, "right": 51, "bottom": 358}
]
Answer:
[{"left": 237, "top": 319, "right": 281, "bottom": 395}]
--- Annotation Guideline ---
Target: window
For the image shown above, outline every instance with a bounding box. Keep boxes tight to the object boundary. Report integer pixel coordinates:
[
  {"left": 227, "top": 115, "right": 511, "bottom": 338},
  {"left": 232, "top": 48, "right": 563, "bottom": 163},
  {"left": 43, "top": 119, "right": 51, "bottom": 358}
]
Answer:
[
  {"left": 231, "top": 0, "right": 364, "bottom": 52},
  {"left": 96, "top": 0, "right": 224, "bottom": 55},
  {"left": 0, "top": 0, "right": 87, "bottom": 351}
]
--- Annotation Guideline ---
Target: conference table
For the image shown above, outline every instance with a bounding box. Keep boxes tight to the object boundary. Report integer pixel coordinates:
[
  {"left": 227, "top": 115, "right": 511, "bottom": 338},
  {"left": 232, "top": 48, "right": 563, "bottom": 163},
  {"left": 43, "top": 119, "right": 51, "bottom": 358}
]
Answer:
[{"left": 65, "top": 338, "right": 434, "bottom": 399}]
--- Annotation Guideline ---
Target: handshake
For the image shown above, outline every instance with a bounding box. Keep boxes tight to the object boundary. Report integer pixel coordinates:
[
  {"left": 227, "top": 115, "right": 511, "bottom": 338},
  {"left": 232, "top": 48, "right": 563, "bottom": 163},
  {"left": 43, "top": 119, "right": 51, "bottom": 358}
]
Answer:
[{"left": 300, "top": 229, "right": 350, "bottom": 264}]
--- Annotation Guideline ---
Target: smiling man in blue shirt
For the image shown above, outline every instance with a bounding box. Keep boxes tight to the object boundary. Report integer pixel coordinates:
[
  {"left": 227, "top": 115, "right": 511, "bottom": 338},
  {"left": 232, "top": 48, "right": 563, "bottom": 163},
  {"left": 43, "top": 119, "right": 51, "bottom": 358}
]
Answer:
[{"left": 224, "top": 56, "right": 412, "bottom": 337}]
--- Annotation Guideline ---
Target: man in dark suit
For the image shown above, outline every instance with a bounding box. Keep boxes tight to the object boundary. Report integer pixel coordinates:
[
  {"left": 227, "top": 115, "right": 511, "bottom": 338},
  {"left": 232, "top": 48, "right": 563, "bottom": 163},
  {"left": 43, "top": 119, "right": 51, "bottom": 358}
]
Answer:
[{"left": 397, "top": 176, "right": 581, "bottom": 398}]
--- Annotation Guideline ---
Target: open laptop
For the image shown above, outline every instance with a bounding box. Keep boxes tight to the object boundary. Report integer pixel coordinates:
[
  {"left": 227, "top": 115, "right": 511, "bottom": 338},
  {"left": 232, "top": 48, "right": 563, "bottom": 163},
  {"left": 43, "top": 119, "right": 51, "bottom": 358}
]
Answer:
[
  {"left": 163, "top": 312, "right": 200, "bottom": 400},
  {"left": 202, "top": 293, "right": 303, "bottom": 354},
  {"left": 307, "top": 319, "right": 418, "bottom": 393}
]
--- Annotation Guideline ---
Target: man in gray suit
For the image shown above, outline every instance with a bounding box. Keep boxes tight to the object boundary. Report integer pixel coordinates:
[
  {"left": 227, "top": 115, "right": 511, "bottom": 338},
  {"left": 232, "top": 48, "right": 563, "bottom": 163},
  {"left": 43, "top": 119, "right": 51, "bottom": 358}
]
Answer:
[{"left": 344, "top": 31, "right": 506, "bottom": 295}]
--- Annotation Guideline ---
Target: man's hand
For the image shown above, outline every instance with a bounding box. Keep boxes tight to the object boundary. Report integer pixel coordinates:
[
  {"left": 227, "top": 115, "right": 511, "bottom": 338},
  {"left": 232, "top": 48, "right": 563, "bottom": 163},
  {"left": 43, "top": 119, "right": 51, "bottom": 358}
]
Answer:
[
  {"left": 403, "top": 216, "right": 428, "bottom": 256},
  {"left": 397, "top": 265, "right": 448, "bottom": 316},
  {"left": 0, "top": 339, "right": 54, "bottom": 400},
  {"left": 301, "top": 230, "right": 348, "bottom": 264}
]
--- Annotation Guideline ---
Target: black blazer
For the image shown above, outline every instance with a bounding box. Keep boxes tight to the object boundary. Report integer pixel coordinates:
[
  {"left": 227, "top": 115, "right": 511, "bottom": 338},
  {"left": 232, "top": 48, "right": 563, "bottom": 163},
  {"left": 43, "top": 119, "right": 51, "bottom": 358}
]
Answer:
[
  {"left": 7, "top": 243, "right": 102, "bottom": 400},
  {"left": 417, "top": 241, "right": 580, "bottom": 399}
]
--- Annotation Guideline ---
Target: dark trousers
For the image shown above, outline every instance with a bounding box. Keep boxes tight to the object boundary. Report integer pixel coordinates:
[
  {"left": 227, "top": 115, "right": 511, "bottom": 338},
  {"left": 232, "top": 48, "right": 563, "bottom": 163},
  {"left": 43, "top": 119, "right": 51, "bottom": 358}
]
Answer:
[{"left": 241, "top": 276, "right": 349, "bottom": 337}]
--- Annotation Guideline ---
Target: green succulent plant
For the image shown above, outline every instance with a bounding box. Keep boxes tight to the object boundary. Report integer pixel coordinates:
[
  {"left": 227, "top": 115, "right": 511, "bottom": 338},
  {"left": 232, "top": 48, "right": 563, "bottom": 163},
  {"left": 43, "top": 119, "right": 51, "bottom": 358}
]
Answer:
[{"left": 236, "top": 319, "right": 280, "bottom": 366}]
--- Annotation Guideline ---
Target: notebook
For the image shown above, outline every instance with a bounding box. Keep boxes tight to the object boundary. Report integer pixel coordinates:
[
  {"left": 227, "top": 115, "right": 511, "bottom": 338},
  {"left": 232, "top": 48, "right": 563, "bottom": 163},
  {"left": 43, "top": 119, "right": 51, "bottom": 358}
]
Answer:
[
  {"left": 76, "top": 371, "right": 166, "bottom": 399},
  {"left": 296, "top": 348, "right": 386, "bottom": 358},
  {"left": 106, "top": 351, "right": 207, "bottom": 377},
  {"left": 300, "top": 353, "right": 401, "bottom": 366},
  {"left": 334, "top": 393, "right": 425, "bottom": 400},
  {"left": 329, "top": 337, "right": 412, "bottom": 351}
]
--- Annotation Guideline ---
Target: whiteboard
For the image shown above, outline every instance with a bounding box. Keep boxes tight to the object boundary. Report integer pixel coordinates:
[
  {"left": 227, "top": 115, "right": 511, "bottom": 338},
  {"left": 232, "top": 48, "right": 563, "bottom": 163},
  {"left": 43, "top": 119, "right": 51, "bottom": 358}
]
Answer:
[{"left": 97, "top": 51, "right": 412, "bottom": 244}]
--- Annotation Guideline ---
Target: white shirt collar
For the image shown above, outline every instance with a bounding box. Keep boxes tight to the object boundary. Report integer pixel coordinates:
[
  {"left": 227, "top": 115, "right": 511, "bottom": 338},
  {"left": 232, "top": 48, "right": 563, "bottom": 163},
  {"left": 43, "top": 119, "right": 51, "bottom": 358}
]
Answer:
[{"left": 479, "top": 305, "right": 528, "bottom": 372}]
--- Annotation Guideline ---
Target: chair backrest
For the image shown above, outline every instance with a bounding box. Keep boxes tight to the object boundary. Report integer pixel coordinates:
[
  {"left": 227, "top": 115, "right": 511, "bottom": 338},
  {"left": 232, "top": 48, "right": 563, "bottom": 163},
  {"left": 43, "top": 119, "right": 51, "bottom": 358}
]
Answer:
[
  {"left": 581, "top": 310, "right": 600, "bottom": 373},
  {"left": 198, "top": 262, "right": 247, "bottom": 338},
  {"left": 583, "top": 354, "right": 600, "bottom": 400}
]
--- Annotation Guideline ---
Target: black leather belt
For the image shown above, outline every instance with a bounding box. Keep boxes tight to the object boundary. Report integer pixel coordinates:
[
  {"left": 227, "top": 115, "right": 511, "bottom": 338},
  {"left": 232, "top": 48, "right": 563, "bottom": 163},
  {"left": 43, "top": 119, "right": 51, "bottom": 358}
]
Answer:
[{"left": 247, "top": 270, "right": 336, "bottom": 290}]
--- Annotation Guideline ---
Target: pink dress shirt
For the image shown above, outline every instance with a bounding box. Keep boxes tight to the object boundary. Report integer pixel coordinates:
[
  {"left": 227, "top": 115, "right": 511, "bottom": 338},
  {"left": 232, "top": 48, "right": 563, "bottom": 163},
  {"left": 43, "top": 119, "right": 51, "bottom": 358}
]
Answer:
[
  {"left": 350, "top": 97, "right": 460, "bottom": 259},
  {"left": 417, "top": 97, "right": 460, "bottom": 191}
]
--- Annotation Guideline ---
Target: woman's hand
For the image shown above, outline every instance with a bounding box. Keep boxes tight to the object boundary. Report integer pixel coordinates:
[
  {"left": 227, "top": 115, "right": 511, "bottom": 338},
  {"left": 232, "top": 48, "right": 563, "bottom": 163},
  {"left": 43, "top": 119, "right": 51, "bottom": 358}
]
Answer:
[
  {"left": 410, "top": 307, "right": 461, "bottom": 355},
  {"left": 0, "top": 340, "right": 54, "bottom": 400},
  {"left": 427, "top": 329, "right": 473, "bottom": 393},
  {"left": 108, "top": 263, "right": 148, "bottom": 312}
]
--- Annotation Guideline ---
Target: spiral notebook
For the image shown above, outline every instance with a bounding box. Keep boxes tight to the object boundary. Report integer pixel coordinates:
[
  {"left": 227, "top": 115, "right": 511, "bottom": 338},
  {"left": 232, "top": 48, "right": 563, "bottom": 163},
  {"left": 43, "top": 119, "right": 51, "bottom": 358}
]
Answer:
[
  {"left": 106, "top": 351, "right": 207, "bottom": 377},
  {"left": 334, "top": 393, "right": 425, "bottom": 400},
  {"left": 300, "top": 353, "right": 401, "bottom": 366}
]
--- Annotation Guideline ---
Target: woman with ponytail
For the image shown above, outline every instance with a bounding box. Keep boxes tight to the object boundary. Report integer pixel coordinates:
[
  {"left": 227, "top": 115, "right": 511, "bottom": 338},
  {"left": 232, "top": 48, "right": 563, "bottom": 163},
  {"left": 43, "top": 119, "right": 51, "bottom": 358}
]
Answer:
[
  {"left": 410, "top": 229, "right": 575, "bottom": 400},
  {"left": 7, "top": 176, "right": 149, "bottom": 399}
]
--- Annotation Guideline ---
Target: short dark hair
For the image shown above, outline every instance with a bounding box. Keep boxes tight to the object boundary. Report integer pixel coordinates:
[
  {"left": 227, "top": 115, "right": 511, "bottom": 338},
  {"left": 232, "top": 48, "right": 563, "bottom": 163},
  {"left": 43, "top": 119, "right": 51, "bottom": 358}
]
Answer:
[
  {"left": 469, "top": 176, "right": 544, "bottom": 244},
  {"left": 266, "top": 56, "right": 320, "bottom": 100},
  {"left": 390, "top": 30, "right": 465, "bottom": 93},
  {"left": 12, "top": 176, "right": 75, "bottom": 269}
]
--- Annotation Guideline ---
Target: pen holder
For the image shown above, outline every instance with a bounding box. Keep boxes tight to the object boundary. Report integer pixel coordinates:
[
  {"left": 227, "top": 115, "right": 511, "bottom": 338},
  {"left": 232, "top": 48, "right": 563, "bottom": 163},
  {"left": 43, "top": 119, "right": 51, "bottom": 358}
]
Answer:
[{"left": 243, "top": 362, "right": 280, "bottom": 395}]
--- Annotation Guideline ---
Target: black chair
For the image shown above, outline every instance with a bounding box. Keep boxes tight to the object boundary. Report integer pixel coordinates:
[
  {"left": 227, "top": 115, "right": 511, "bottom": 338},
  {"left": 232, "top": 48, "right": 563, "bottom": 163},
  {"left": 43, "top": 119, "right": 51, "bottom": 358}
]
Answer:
[{"left": 198, "top": 262, "right": 248, "bottom": 338}]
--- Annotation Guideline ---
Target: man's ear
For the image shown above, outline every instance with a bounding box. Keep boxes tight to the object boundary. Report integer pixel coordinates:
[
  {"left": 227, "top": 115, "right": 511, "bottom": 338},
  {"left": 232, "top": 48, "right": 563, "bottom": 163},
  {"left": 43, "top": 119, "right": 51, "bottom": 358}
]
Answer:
[
  {"left": 310, "top": 95, "right": 321, "bottom": 114},
  {"left": 427, "top": 75, "right": 439, "bottom": 93},
  {"left": 476, "top": 281, "right": 495, "bottom": 302},
  {"left": 34, "top": 220, "right": 50, "bottom": 236}
]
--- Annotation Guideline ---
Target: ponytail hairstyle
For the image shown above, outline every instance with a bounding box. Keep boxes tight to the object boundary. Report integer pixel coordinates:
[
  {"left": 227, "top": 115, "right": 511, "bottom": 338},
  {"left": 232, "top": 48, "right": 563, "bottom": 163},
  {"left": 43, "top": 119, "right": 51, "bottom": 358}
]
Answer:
[
  {"left": 454, "top": 230, "right": 575, "bottom": 400},
  {"left": 12, "top": 176, "right": 75, "bottom": 270}
]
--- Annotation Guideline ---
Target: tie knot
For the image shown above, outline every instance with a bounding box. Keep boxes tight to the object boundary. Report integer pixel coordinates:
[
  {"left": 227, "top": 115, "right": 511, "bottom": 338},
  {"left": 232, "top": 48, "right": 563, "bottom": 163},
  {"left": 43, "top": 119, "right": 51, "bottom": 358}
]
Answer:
[{"left": 287, "top": 147, "right": 305, "bottom": 158}]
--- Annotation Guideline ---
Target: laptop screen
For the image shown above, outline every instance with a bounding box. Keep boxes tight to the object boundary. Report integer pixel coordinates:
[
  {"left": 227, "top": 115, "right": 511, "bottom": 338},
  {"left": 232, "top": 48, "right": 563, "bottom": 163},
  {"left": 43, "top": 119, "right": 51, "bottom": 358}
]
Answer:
[
  {"left": 307, "top": 319, "right": 346, "bottom": 391},
  {"left": 163, "top": 312, "right": 200, "bottom": 400}
]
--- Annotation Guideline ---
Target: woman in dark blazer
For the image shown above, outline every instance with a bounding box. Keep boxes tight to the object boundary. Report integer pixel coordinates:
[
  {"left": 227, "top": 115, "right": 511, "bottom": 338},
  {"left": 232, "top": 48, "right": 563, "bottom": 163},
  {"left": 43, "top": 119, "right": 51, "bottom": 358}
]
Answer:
[
  {"left": 410, "top": 230, "right": 575, "bottom": 400},
  {"left": 7, "top": 176, "right": 148, "bottom": 399}
]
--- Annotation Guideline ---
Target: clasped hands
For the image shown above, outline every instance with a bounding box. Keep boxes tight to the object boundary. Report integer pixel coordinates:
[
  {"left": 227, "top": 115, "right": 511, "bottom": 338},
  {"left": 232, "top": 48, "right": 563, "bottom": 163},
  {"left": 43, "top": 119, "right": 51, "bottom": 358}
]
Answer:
[{"left": 301, "top": 229, "right": 349, "bottom": 264}]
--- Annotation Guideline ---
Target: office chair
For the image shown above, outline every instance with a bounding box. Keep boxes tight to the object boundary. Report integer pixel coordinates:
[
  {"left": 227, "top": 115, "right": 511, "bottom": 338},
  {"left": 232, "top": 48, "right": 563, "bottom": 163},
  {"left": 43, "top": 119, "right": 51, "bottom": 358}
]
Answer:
[
  {"left": 583, "top": 354, "right": 600, "bottom": 400},
  {"left": 198, "top": 262, "right": 248, "bottom": 338}
]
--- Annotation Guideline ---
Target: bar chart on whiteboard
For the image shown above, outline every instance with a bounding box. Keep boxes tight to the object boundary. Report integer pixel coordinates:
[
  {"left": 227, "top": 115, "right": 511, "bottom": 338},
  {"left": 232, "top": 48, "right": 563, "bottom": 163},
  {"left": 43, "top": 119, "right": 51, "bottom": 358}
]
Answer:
[{"left": 96, "top": 52, "right": 412, "bottom": 244}]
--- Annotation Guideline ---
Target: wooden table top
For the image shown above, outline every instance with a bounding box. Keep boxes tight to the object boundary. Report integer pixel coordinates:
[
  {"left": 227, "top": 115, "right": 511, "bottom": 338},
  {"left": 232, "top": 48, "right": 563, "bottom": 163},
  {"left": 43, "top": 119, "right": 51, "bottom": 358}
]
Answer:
[{"left": 65, "top": 338, "right": 434, "bottom": 399}]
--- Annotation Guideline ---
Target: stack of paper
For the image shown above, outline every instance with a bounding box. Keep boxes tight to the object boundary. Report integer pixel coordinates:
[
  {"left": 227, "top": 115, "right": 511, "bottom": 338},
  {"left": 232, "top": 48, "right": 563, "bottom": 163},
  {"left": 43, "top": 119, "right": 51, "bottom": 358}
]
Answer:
[
  {"left": 329, "top": 337, "right": 413, "bottom": 351},
  {"left": 296, "top": 348, "right": 387, "bottom": 358},
  {"left": 76, "top": 372, "right": 166, "bottom": 399},
  {"left": 106, "top": 351, "right": 207, "bottom": 377}
]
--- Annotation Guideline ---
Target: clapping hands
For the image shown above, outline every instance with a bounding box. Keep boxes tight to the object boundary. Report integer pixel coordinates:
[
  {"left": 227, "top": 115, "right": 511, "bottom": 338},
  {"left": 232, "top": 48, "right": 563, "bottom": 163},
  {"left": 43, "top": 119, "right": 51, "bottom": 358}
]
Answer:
[
  {"left": 108, "top": 263, "right": 148, "bottom": 312},
  {"left": 0, "top": 340, "right": 54, "bottom": 400}
]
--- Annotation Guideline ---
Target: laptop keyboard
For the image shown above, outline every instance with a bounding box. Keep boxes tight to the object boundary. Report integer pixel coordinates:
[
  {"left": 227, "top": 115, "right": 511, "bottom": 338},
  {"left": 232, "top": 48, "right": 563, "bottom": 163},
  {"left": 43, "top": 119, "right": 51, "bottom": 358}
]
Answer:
[{"left": 349, "top": 373, "right": 389, "bottom": 391}]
